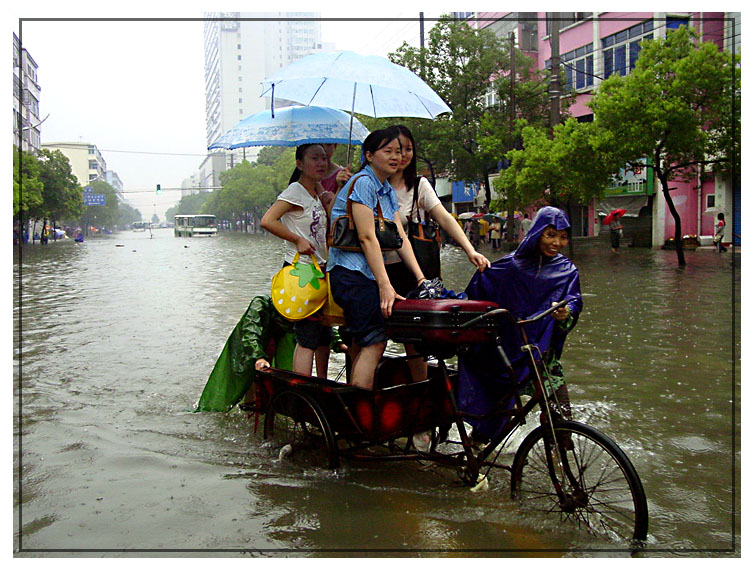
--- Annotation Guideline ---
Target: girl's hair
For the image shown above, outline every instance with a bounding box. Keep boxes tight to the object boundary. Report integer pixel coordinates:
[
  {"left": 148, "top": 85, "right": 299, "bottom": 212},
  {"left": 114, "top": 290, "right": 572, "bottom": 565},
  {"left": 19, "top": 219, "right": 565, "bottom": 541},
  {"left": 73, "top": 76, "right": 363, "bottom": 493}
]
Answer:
[
  {"left": 393, "top": 125, "right": 419, "bottom": 192},
  {"left": 717, "top": 212, "right": 725, "bottom": 220},
  {"left": 359, "top": 126, "right": 402, "bottom": 172},
  {"left": 289, "top": 143, "right": 324, "bottom": 185}
]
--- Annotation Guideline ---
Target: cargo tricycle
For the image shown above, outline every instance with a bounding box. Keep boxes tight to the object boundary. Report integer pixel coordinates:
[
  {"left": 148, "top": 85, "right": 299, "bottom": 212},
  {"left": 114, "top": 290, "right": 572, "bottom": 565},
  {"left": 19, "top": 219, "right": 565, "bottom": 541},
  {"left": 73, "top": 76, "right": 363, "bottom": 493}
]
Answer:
[{"left": 254, "top": 298, "right": 648, "bottom": 545}]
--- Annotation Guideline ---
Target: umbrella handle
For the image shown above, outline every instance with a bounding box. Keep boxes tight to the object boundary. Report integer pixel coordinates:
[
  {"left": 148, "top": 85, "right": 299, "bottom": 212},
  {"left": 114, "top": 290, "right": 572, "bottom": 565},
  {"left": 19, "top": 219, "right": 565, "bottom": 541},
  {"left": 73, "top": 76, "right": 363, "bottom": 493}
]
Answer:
[
  {"left": 271, "top": 84, "right": 275, "bottom": 118},
  {"left": 346, "top": 82, "right": 357, "bottom": 167}
]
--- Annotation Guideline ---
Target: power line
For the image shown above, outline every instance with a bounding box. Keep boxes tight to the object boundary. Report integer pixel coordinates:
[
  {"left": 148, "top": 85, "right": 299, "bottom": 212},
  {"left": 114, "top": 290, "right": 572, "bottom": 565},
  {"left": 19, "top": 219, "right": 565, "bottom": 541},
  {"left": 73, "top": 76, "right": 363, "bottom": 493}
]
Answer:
[{"left": 98, "top": 148, "right": 209, "bottom": 157}]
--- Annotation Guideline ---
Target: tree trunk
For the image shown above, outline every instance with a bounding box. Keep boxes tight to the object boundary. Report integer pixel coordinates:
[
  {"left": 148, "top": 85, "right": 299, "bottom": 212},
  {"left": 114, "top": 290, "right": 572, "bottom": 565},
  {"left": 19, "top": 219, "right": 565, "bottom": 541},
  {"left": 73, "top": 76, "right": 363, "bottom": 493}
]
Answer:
[
  {"left": 482, "top": 168, "right": 491, "bottom": 210},
  {"left": 656, "top": 169, "right": 686, "bottom": 267}
]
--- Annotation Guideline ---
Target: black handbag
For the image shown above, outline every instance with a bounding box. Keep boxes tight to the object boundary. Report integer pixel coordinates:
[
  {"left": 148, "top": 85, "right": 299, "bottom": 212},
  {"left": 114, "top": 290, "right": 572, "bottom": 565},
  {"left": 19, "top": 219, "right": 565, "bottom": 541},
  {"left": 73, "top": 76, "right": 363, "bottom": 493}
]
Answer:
[
  {"left": 407, "top": 182, "right": 442, "bottom": 279},
  {"left": 328, "top": 174, "right": 403, "bottom": 252}
]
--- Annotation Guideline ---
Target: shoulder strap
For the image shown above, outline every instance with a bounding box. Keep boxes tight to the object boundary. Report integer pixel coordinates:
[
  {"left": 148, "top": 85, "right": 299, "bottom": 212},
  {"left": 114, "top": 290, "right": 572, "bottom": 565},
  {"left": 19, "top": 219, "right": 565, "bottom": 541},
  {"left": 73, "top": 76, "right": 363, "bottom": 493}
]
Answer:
[{"left": 345, "top": 172, "right": 385, "bottom": 222}]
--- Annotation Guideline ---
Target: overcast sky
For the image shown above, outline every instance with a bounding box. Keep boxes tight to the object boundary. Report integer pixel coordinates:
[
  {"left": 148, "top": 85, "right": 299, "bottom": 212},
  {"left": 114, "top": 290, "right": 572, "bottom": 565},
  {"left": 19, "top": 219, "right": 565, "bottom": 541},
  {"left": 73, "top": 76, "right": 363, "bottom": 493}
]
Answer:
[{"left": 12, "top": 3, "right": 451, "bottom": 219}]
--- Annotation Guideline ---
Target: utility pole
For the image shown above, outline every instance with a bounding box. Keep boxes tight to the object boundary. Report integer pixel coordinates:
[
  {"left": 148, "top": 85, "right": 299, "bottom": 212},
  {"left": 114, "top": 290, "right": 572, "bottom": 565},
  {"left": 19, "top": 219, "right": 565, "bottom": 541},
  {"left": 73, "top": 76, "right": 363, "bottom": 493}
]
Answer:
[
  {"left": 548, "top": 12, "right": 561, "bottom": 131},
  {"left": 419, "top": 12, "right": 425, "bottom": 78},
  {"left": 506, "top": 31, "right": 516, "bottom": 242},
  {"left": 420, "top": 12, "right": 424, "bottom": 48}
]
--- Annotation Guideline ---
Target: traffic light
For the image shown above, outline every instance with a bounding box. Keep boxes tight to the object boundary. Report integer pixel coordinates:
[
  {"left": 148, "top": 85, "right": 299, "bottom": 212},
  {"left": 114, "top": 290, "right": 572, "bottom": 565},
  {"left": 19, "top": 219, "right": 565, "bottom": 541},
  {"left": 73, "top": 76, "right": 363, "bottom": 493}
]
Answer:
[{"left": 156, "top": 184, "right": 161, "bottom": 195}]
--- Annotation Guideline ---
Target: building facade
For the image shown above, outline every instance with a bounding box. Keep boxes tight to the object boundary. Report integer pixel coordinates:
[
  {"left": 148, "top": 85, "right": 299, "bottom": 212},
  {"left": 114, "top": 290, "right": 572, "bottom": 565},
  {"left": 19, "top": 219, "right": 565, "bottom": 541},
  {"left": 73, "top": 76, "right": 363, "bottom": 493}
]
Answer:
[
  {"left": 13, "top": 33, "right": 42, "bottom": 153},
  {"left": 471, "top": 12, "right": 739, "bottom": 246},
  {"left": 201, "top": 13, "right": 326, "bottom": 188},
  {"left": 42, "top": 142, "right": 108, "bottom": 187}
]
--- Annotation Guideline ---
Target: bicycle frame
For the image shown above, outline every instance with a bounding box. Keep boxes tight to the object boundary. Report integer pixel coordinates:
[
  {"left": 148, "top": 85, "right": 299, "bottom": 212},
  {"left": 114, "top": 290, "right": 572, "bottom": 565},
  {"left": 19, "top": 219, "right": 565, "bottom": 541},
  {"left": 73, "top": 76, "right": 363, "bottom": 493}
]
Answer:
[{"left": 434, "top": 300, "right": 571, "bottom": 486}]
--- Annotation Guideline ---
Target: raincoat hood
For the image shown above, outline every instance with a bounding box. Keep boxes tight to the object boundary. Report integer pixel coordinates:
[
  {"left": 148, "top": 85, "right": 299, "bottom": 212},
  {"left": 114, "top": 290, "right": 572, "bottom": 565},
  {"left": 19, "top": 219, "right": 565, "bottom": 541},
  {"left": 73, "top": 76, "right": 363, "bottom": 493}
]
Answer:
[{"left": 514, "top": 205, "right": 572, "bottom": 260}]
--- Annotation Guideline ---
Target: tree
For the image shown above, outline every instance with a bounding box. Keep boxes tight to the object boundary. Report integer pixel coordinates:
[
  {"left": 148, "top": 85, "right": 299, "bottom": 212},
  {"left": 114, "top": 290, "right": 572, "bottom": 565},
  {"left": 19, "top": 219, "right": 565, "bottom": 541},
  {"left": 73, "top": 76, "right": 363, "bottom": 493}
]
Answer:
[
  {"left": 13, "top": 146, "right": 44, "bottom": 221},
  {"left": 479, "top": 58, "right": 565, "bottom": 240},
  {"left": 495, "top": 118, "right": 620, "bottom": 220},
  {"left": 80, "top": 180, "right": 120, "bottom": 230},
  {"left": 32, "top": 148, "right": 84, "bottom": 233},
  {"left": 117, "top": 203, "right": 142, "bottom": 227},
  {"left": 588, "top": 26, "right": 740, "bottom": 266},
  {"left": 168, "top": 191, "right": 212, "bottom": 218},
  {"left": 389, "top": 15, "right": 510, "bottom": 202}
]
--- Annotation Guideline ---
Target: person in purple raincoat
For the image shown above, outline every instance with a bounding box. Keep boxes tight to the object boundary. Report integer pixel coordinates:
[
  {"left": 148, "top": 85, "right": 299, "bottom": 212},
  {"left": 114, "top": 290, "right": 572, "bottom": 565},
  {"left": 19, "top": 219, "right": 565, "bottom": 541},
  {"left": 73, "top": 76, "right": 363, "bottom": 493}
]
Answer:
[{"left": 458, "top": 206, "right": 583, "bottom": 442}]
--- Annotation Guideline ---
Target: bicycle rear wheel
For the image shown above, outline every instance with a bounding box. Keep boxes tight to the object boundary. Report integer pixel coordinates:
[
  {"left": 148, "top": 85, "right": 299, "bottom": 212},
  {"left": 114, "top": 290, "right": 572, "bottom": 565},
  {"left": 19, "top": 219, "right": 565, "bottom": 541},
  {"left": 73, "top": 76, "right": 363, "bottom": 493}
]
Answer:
[
  {"left": 510, "top": 420, "right": 648, "bottom": 544},
  {"left": 263, "top": 389, "right": 339, "bottom": 470}
]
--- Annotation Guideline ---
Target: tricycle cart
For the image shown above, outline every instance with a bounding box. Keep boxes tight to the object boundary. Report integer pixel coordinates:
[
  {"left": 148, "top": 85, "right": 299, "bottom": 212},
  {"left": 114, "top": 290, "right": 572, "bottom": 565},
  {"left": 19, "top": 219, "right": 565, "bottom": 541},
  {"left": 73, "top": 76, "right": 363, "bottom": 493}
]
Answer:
[{"left": 255, "top": 299, "right": 648, "bottom": 545}]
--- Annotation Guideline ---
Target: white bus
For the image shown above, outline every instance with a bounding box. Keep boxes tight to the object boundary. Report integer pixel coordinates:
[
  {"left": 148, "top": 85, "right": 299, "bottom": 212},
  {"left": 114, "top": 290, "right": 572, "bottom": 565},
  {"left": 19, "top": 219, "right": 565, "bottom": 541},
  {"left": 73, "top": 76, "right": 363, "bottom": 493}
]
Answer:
[
  {"left": 174, "top": 214, "right": 217, "bottom": 237},
  {"left": 132, "top": 221, "right": 151, "bottom": 231}
]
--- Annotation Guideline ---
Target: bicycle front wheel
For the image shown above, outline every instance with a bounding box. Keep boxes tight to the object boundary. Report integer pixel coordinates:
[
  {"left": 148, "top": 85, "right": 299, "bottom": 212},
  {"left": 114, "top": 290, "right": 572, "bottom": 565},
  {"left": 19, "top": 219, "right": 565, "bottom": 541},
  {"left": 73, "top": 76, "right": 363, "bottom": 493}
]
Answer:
[{"left": 510, "top": 420, "right": 648, "bottom": 544}]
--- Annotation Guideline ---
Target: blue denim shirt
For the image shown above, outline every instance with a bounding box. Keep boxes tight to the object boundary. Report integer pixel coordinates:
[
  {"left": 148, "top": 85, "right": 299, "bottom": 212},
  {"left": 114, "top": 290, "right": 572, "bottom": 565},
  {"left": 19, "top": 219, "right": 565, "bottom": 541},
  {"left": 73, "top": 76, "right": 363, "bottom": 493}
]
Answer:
[{"left": 327, "top": 164, "right": 400, "bottom": 280}]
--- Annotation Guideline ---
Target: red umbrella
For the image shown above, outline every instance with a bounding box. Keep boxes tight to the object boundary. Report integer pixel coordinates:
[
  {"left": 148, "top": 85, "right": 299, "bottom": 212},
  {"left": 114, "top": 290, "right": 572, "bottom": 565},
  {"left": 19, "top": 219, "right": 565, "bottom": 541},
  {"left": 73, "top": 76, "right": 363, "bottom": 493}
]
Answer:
[{"left": 603, "top": 209, "right": 626, "bottom": 225}]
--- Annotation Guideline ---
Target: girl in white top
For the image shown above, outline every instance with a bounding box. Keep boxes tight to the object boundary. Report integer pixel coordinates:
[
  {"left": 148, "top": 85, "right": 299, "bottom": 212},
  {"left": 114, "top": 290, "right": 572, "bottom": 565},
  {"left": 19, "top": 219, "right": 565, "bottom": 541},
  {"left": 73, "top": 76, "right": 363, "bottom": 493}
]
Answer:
[
  {"left": 386, "top": 125, "right": 491, "bottom": 386},
  {"left": 261, "top": 144, "right": 334, "bottom": 377},
  {"left": 385, "top": 125, "right": 490, "bottom": 295}
]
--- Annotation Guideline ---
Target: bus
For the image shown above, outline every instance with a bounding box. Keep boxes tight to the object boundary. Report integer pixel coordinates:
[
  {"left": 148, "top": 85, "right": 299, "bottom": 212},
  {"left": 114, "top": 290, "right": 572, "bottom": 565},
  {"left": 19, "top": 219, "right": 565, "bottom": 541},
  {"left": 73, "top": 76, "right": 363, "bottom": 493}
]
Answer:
[
  {"left": 132, "top": 221, "right": 151, "bottom": 231},
  {"left": 174, "top": 214, "right": 217, "bottom": 237}
]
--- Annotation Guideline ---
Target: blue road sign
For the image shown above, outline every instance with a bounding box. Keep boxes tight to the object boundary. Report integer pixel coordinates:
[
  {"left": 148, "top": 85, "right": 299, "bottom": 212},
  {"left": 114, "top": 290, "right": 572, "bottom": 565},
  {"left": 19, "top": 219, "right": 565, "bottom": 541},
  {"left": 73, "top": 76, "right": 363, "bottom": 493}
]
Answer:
[{"left": 83, "top": 193, "right": 106, "bottom": 206}]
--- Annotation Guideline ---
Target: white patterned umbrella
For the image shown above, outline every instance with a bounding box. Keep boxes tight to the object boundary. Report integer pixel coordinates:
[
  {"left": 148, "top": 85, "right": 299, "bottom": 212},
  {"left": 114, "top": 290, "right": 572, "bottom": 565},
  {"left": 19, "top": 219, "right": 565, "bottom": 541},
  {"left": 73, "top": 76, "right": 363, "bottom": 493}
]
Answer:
[
  {"left": 261, "top": 51, "right": 451, "bottom": 119},
  {"left": 208, "top": 105, "right": 370, "bottom": 150},
  {"left": 261, "top": 51, "right": 451, "bottom": 160}
]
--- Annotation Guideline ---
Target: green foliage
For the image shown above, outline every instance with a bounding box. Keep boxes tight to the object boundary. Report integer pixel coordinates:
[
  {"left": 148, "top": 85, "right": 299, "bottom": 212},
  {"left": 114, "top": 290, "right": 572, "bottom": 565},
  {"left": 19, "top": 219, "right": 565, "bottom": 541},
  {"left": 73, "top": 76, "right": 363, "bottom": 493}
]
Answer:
[
  {"left": 589, "top": 26, "right": 739, "bottom": 181},
  {"left": 588, "top": 26, "right": 740, "bottom": 265},
  {"left": 117, "top": 202, "right": 142, "bottom": 226},
  {"left": 13, "top": 146, "right": 44, "bottom": 218},
  {"left": 166, "top": 191, "right": 212, "bottom": 221},
  {"left": 31, "top": 148, "right": 85, "bottom": 222},
  {"left": 80, "top": 179, "right": 120, "bottom": 228},
  {"left": 389, "top": 15, "right": 512, "bottom": 192}
]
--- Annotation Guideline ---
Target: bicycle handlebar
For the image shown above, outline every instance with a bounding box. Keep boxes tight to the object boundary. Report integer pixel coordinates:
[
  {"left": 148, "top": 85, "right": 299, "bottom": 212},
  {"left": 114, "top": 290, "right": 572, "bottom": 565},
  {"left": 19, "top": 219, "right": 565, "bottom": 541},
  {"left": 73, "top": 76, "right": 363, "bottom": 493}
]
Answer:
[
  {"left": 459, "top": 299, "right": 569, "bottom": 330},
  {"left": 517, "top": 299, "right": 569, "bottom": 326}
]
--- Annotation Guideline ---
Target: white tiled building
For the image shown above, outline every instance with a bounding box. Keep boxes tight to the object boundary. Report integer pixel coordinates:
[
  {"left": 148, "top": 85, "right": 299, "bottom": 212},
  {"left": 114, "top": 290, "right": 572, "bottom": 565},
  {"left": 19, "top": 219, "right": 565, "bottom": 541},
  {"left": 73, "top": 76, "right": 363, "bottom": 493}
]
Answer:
[
  {"left": 13, "top": 33, "right": 42, "bottom": 153},
  {"left": 200, "top": 13, "right": 329, "bottom": 191}
]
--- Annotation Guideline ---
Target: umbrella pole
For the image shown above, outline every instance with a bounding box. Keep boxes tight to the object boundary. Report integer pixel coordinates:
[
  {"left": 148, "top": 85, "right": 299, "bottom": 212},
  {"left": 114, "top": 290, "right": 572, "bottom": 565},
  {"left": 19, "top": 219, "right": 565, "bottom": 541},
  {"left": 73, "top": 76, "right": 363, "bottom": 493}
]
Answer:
[{"left": 346, "top": 83, "right": 357, "bottom": 167}]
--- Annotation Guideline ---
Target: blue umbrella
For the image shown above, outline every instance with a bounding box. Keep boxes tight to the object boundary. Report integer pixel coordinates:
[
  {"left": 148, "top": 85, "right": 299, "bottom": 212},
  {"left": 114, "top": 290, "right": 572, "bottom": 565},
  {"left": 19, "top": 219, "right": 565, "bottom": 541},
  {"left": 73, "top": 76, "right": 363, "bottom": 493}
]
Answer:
[{"left": 208, "top": 105, "right": 370, "bottom": 150}]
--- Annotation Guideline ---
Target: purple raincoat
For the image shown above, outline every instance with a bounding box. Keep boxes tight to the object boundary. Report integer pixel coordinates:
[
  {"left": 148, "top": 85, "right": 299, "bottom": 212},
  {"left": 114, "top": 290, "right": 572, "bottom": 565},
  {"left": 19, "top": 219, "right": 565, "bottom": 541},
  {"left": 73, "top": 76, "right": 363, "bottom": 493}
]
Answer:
[{"left": 457, "top": 206, "right": 583, "bottom": 440}]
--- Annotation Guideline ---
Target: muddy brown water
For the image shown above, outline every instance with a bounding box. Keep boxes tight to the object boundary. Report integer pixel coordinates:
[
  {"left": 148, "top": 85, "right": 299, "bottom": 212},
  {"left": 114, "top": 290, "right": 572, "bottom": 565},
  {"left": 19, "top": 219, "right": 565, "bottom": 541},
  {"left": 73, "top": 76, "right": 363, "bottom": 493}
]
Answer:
[{"left": 13, "top": 228, "right": 740, "bottom": 556}]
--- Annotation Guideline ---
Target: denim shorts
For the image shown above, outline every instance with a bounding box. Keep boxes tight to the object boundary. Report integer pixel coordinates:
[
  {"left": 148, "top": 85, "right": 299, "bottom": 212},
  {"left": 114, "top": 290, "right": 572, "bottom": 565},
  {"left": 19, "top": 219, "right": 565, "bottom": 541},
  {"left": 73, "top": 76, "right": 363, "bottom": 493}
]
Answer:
[
  {"left": 329, "top": 265, "right": 387, "bottom": 347},
  {"left": 293, "top": 318, "right": 332, "bottom": 350}
]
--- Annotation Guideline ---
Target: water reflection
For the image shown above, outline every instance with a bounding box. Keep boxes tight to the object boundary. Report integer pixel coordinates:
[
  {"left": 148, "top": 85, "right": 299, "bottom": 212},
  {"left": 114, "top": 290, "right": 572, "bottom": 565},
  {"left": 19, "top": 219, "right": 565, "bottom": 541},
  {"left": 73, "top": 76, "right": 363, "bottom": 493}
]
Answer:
[{"left": 13, "top": 230, "right": 739, "bottom": 555}]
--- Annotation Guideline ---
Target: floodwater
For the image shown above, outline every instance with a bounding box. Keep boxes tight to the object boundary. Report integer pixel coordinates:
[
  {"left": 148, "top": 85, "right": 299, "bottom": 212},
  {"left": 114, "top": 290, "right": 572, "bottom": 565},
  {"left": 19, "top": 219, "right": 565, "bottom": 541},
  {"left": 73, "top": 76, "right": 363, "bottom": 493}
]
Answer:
[{"left": 13, "top": 228, "right": 740, "bottom": 557}]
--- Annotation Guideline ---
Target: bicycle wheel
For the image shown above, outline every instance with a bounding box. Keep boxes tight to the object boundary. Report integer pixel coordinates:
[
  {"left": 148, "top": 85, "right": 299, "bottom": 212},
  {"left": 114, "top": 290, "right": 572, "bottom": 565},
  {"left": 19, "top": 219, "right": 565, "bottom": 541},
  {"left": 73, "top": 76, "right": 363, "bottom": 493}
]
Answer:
[
  {"left": 263, "top": 389, "right": 339, "bottom": 470},
  {"left": 510, "top": 420, "right": 648, "bottom": 544}
]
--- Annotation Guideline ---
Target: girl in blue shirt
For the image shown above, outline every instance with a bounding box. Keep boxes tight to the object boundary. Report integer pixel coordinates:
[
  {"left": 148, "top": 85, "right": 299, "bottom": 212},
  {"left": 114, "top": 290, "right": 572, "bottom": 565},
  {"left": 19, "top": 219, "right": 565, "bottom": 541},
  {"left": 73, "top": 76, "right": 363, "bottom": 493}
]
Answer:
[{"left": 328, "top": 127, "right": 425, "bottom": 390}]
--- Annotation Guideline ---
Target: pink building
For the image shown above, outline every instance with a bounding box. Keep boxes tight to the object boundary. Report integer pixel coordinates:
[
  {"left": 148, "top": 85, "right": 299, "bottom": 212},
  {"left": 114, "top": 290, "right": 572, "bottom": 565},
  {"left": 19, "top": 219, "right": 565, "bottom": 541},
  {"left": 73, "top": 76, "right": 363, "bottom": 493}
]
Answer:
[{"left": 471, "top": 12, "right": 739, "bottom": 247}]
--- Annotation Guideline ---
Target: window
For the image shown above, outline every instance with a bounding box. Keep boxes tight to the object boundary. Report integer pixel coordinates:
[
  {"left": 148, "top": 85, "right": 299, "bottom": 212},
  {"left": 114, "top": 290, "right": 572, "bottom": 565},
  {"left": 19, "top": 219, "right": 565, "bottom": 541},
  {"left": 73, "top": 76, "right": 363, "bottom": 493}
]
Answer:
[
  {"left": 562, "top": 43, "right": 594, "bottom": 91},
  {"left": 602, "top": 21, "right": 654, "bottom": 77},
  {"left": 667, "top": 16, "right": 689, "bottom": 30},
  {"left": 237, "top": 55, "right": 242, "bottom": 60},
  {"left": 547, "top": 13, "right": 592, "bottom": 35},
  {"left": 707, "top": 195, "right": 716, "bottom": 208}
]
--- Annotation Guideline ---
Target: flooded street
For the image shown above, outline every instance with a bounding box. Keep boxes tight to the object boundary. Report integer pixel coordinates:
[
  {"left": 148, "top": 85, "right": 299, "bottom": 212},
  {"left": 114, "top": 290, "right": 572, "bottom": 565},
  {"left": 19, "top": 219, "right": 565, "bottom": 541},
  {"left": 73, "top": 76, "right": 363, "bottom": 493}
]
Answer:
[{"left": 13, "top": 228, "right": 740, "bottom": 556}]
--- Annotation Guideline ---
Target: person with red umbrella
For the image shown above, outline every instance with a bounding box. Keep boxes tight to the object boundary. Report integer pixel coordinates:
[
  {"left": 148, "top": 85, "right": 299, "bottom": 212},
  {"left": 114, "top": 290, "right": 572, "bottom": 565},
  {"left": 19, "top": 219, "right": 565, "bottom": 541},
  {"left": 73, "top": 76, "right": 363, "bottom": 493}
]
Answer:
[{"left": 605, "top": 209, "right": 626, "bottom": 253}]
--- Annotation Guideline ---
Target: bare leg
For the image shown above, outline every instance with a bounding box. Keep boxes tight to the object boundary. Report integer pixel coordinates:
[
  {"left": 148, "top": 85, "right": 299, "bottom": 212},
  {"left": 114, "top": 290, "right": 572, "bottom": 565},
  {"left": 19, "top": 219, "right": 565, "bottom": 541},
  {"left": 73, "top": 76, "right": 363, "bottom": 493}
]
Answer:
[
  {"left": 292, "top": 344, "right": 314, "bottom": 376},
  {"left": 404, "top": 343, "right": 428, "bottom": 382},
  {"left": 350, "top": 341, "right": 386, "bottom": 390}
]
